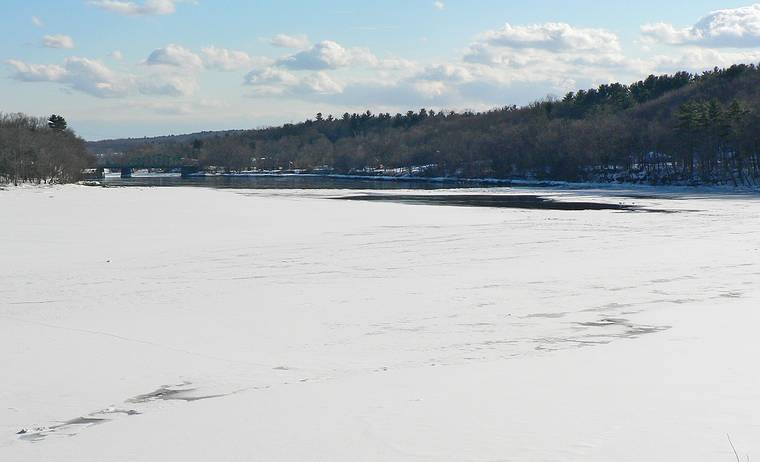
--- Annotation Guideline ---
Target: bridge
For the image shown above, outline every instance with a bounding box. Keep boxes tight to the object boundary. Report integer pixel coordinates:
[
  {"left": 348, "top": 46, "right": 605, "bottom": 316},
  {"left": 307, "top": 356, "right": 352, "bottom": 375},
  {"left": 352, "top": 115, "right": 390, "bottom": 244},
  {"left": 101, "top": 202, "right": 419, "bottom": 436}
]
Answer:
[{"left": 94, "top": 157, "right": 202, "bottom": 178}]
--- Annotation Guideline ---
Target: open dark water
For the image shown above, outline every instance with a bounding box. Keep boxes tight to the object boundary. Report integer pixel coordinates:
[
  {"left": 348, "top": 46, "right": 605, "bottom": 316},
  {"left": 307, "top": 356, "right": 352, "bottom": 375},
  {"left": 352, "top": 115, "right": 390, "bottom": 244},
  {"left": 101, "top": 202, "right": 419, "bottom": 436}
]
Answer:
[
  {"left": 337, "top": 194, "right": 642, "bottom": 211},
  {"left": 100, "top": 174, "right": 500, "bottom": 190},
  {"left": 99, "top": 174, "right": 667, "bottom": 211}
]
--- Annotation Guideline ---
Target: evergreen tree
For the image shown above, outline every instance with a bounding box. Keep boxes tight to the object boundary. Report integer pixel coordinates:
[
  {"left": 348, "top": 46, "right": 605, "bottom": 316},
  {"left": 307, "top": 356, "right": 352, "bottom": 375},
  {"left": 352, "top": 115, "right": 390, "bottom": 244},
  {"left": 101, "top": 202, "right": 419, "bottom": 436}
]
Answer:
[{"left": 48, "top": 114, "right": 68, "bottom": 132}]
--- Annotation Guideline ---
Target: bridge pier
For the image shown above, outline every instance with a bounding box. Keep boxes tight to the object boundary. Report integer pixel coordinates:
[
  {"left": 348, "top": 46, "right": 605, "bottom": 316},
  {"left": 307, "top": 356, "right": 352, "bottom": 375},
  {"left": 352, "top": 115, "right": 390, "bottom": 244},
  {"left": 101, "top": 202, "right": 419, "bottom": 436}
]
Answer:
[
  {"left": 181, "top": 166, "right": 200, "bottom": 178},
  {"left": 120, "top": 167, "right": 132, "bottom": 178}
]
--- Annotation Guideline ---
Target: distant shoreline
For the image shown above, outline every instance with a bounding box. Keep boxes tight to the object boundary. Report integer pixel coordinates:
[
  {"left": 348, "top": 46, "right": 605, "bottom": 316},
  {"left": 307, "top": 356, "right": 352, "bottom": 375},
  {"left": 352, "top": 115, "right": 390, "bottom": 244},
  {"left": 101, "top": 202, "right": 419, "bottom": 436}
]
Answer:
[{"left": 87, "top": 171, "right": 760, "bottom": 194}]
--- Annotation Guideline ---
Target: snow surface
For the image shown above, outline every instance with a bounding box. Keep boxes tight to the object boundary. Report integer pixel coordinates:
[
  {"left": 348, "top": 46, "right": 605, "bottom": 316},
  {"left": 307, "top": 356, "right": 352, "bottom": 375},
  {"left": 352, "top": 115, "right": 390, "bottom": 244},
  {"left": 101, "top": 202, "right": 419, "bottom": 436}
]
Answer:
[{"left": 1, "top": 185, "right": 759, "bottom": 461}]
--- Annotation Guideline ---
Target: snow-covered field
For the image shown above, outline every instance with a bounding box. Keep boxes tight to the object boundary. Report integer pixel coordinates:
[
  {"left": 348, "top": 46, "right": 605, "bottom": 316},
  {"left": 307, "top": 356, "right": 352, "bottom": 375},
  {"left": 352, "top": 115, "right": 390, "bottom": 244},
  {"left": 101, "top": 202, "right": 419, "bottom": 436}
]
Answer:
[{"left": 1, "top": 184, "right": 759, "bottom": 461}]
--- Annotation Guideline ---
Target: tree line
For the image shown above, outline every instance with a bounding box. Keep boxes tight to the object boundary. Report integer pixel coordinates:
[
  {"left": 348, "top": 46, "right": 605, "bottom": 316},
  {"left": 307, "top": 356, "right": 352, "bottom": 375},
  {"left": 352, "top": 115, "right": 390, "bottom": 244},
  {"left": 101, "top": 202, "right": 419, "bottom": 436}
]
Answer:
[
  {"left": 0, "top": 113, "right": 92, "bottom": 185},
  {"left": 106, "top": 64, "right": 760, "bottom": 185}
]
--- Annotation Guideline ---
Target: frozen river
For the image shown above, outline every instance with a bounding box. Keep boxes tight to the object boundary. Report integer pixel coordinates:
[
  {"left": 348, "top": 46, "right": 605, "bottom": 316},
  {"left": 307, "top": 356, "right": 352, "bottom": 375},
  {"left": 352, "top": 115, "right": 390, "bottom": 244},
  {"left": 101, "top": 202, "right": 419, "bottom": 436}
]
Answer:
[{"left": 1, "top": 184, "right": 759, "bottom": 461}]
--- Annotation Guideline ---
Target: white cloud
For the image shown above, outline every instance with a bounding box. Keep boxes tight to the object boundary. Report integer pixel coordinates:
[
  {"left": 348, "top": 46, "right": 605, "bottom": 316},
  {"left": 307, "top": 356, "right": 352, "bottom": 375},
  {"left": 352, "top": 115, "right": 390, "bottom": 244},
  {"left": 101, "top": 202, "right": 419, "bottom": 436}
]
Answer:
[
  {"left": 272, "top": 39, "right": 409, "bottom": 71},
  {"left": 42, "top": 34, "right": 75, "bottom": 49},
  {"left": 7, "top": 57, "right": 131, "bottom": 98},
  {"left": 63, "top": 57, "right": 131, "bottom": 97},
  {"left": 652, "top": 48, "right": 760, "bottom": 73},
  {"left": 6, "top": 60, "right": 67, "bottom": 82},
  {"left": 278, "top": 40, "right": 352, "bottom": 70},
  {"left": 244, "top": 67, "right": 299, "bottom": 86},
  {"left": 417, "top": 68, "right": 480, "bottom": 99},
  {"left": 245, "top": 38, "right": 416, "bottom": 98},
  {"left": 142, "top": 44, "right": 205, "bottom": 95},
  {"left": 13, "top": 6, "right": 760, "bottom": 128},
  {"left": 244, "top": 67, "right": 343, "bottom": 96},
  {"left": 299, "top": 72, "right": 343, "bottom": 94},
  {"left": 145, "top": 44, "right": 203, "bottom": 69},
  {"left": 351, "top": 48, "right": 383, "bottom": 67},
  {"left": 138, "top": 73, "right": 199, "bottom": 96},
  {"left": 269, "top": 34, "right": 311, "bottom": 49},
  {"left": 88, "top": 0, "right": 183, "bottom": 16},
  {"left": 373, "top": 57, "right": 420, "bottom": 72},
  {"left": 418, "top": 63, "right": 474, "bottom": 82},
  {"left": 452, "top": 21, "right": 643, "bottom": 101},
  {"left": 400, "top": 63, "right": 476, "bottom": 100},
  {"left": 433, "top": 1, "right": 445, "bottom": 10},
  {"left": 202, "top": 46, "right": 255, "bottom": 71},
  {"left": 446, "top": 22, "right": 648, "bottom": 107},
  {"left": 243, "top": 67, "right": 300, "bottom": 95},
  {"left": 414, "top": 80, "right": 447, "bottom": 98},
  {"left": 462, "top": 42, "right": 511, "bottom": 66},
  {"left": 642, "top": 4, "right": 760, "bottom": 47},
  {"left": 641, "top": 23, "right": 694, "bottom": 46},
  {"left": 476, "top": 22, "right": 621, "bottom": 53},
  {"left": 6, "top": 56, "right": 202, "bottom": 98},
  {"left": 149, "top": 44, "right": 274, "bottom": 72},
  {"left": 407, "top": 64, "right": 474, "bottom": 99},
  {"left": 450, "top": 20, "right": 652, "bottom": 98},
  {"left": 110, "top": 50, "right": 124, "bottom": 61},
  {"left": 32, "top": 16, "right": 44, "bottom": 28},
  {"left": 339, "top": 15, "right": 700, "bottom": 109}
]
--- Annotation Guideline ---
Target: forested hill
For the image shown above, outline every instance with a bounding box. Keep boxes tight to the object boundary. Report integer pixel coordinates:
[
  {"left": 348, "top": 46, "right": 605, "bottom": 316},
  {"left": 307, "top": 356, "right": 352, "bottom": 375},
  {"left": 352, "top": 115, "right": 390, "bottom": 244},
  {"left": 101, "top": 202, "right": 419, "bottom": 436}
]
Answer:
[
  {"left": 107, "top": 64, "right": 760, "bottom": 186},
  {"left": 87, "top": 129, "right": 247, "bottom": 155},
  {"left": 1, "top": 113, "right": 92, "bottom": 185}
]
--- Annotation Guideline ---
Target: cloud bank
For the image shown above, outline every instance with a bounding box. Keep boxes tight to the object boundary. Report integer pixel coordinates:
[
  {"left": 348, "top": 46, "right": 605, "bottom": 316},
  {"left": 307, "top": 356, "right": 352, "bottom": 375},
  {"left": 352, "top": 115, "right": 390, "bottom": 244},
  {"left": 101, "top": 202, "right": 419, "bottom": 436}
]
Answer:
[
  {"left": 9, "top": 4, "right": 760, "bottom": 121},
  {"left": 642, "top": 4, "right": 760, "bottom": 47}
]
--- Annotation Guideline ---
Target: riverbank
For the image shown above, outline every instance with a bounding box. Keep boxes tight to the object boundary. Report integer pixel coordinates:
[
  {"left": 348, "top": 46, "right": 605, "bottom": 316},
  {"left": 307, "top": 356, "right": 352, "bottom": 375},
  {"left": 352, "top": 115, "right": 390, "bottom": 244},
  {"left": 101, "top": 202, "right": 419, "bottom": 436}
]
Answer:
[
  {"left": 98, "top": 171, "right": 760, "bottom": 193},
  {"left": 6, "top": 170, "right": 760, "bottom": 194}
]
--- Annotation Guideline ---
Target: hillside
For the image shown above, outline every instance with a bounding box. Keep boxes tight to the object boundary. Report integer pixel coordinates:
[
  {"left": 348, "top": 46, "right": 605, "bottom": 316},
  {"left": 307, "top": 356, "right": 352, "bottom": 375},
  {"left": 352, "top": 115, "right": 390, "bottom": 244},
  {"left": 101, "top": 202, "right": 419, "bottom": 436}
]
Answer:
[
  {"left": 1, "top": 113, "right": 92, "bottom": 185},
  {"left": 86, "top": 129, "right": 248, "bottom": 155},
  {"left": 107, "top": 64, "right": 760, "bottom": 186}
]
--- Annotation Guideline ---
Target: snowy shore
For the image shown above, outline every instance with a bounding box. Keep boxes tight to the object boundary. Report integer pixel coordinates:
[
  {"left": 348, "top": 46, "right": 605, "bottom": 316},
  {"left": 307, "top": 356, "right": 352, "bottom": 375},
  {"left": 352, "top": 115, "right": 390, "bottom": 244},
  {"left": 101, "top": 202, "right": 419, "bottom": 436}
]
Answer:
[{"left": 1, "top": 185, "right": 759, "bottom": 461}]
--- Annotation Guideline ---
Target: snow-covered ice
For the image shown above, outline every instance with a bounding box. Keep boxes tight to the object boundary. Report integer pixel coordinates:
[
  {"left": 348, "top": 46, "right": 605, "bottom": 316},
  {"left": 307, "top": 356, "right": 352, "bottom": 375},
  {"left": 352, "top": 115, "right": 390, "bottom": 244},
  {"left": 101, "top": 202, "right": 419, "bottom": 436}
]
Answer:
[{"left": 1, "top": 184, "right": 759, "bottom": 461}]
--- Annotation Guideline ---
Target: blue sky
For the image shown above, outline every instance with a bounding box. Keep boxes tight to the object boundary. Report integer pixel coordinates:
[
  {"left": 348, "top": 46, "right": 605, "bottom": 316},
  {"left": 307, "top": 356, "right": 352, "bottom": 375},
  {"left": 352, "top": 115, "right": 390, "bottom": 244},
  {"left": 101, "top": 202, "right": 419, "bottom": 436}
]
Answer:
[{"left": 2, "top": 1, "right": 760, "bottom": 140}]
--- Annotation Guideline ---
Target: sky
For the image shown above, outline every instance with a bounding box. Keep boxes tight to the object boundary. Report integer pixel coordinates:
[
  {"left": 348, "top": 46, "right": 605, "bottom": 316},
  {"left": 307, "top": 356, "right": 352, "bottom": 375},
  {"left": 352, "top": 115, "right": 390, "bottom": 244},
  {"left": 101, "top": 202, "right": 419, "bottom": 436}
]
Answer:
[{"left": 2, "top": 1, "right": 760, "bottom": 140}]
